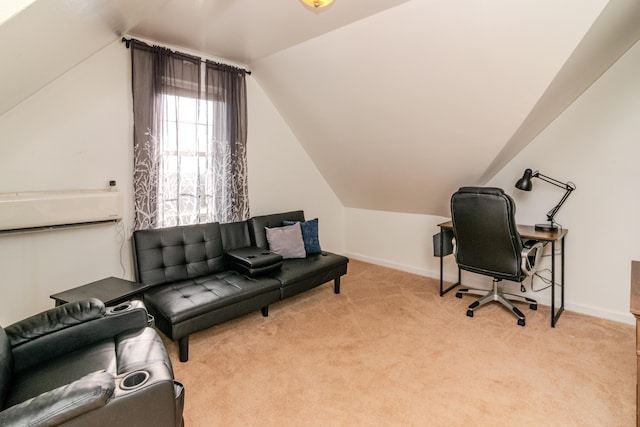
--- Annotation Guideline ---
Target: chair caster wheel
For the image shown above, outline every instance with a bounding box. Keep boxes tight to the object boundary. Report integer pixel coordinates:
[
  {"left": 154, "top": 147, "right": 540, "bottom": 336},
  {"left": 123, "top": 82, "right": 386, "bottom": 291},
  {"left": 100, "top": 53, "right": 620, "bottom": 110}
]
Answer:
[
  {"left": 456, "top": 292, "right": 462, "bottom": 299},
  {"left": 466, "top": 310, "right": 474, "bottom": 317},
  {"left": 530, "top": 304, "right": 537, "bottom": 310},
  {"left": 518, "top": 319, "right": 525, "bottom": 326}
]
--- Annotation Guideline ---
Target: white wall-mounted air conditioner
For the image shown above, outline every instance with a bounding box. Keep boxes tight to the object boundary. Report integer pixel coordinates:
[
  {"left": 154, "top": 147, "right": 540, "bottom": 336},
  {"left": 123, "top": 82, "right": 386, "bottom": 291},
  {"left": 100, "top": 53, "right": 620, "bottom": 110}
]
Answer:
[{"left": 0, "top": 190, "right": 123, "bottom": 232}]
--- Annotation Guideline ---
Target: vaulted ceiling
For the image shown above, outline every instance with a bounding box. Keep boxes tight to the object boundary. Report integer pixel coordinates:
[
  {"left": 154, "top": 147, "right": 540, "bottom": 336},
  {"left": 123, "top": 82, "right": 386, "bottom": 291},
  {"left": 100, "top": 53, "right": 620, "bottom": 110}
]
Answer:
[{"left": 2, "top": 0, "right": 639, "bottom": 216}]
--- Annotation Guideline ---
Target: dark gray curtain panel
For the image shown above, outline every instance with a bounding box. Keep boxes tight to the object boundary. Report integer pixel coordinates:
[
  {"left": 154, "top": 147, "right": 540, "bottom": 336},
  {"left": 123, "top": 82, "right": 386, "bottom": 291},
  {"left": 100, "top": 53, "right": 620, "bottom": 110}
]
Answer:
[
  {"left": 206, "top": 61, "right": 249, "bottom": 224},
  {"left": 130, "top": 40, "right": 248, "bottom": 230}
]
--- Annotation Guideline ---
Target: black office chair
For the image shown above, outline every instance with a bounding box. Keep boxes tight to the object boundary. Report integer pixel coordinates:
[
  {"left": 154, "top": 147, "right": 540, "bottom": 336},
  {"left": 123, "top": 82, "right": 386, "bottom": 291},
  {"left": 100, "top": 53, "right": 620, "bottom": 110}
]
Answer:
[{"left": 451, "top": 187, "right": 543, "bottom": 326}]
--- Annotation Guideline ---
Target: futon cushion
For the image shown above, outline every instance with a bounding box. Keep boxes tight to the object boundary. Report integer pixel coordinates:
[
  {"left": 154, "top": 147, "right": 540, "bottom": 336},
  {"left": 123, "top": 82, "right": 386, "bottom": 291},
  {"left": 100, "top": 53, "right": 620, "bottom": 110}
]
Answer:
[
  {"left": 248, "top": 211, "right": 306, "bottom": 249},
  {"left": 220, "top": 220, "right": 252, "bottom": 251},
  {"left": 265, "top": 223, "right": 306, "bottom": 259},
  {"left": 270, "top": 253, "right": 349, "bottom": 286},
  {"left": 133, "top": 222, "right": 226, "bottom": 287},
  {"left": 143, "top": 271, "right": 281, "bottom": 323}
]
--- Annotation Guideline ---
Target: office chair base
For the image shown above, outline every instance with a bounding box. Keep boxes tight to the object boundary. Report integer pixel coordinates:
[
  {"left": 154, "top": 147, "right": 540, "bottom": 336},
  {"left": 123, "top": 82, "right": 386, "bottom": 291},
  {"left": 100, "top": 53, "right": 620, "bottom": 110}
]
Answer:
[
  {"left": 466, "top": 305, "right": 526, "bottom": 326},
  {"left": 456, "top": 280, "right": 537, "bottom": 326}
]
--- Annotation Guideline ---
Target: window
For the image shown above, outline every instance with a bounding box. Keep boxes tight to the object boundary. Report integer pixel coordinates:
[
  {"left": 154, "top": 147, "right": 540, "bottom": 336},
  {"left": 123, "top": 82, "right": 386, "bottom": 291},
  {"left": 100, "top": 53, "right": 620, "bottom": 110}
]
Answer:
[
  {"left": 159, "top": 94, "right": 217, "bottom": 227},
  {"left": 130, "top": 39, "right": 249, "bottom": 230}
]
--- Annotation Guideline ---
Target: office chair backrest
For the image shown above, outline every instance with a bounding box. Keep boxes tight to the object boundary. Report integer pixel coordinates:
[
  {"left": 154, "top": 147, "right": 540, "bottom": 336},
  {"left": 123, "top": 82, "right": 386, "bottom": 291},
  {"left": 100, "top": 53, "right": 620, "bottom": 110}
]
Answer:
[{"left": 451, "top": 187, "right": 524, "bottom": 282}]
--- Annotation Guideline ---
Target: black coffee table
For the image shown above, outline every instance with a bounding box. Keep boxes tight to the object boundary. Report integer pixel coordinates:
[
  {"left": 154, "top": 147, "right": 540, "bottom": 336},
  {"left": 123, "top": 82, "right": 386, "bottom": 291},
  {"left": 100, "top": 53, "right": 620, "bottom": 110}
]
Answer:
[{"left": 50, "top": 276, "right": 151, "bottom": 307}]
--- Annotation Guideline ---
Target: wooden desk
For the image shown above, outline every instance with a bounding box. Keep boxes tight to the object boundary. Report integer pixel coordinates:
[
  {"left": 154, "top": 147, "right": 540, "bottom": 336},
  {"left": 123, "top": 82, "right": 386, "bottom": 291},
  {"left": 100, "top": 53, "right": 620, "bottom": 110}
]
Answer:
[
  {"left": 629, "top": 261, "right": 640, "bottom": 424},
  {"left": 437, "top": 220, "right": 568, "bottom": 327}
]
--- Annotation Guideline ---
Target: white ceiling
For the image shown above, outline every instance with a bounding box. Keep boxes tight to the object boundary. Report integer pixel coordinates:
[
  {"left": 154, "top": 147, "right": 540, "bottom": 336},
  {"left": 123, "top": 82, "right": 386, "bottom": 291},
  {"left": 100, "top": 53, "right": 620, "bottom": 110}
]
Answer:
[
  {"left": 129, "top": 0, "right": 410, "bottom": 64},
  {"left": 3, "top": 0, "right": 640, "bottom": 216}
]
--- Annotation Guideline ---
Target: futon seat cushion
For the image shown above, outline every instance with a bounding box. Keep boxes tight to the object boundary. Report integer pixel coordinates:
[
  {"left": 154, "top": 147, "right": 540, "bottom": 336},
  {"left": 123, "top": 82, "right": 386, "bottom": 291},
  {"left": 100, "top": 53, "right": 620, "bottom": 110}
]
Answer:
[
  {"left": 144, "top": 271, "right": 281, "bottom": 324},
  {"left": 272, "top": 253, "right": 348, "bottom": 285},
  {"left": 271, "top": 252, "right": 349, "bottom": 298}
]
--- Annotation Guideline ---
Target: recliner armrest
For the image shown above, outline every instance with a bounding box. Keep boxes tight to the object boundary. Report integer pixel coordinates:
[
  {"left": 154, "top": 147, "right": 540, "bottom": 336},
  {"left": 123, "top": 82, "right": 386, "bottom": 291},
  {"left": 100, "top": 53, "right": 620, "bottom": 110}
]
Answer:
[{"left": 0, "top": 370, "right": 114, "bottom": 427}]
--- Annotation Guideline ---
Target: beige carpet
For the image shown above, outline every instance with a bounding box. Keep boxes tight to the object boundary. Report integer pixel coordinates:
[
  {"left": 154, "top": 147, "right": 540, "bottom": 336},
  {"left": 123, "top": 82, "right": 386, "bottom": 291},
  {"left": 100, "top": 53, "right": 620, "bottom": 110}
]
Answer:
[{"left": 163, "top": 260, "right": 636, "bottom": 426}]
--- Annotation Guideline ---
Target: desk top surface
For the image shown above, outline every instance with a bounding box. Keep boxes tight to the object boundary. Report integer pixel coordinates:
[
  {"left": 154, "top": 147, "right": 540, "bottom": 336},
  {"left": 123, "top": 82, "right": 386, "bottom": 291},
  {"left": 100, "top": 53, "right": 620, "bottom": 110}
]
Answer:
[{"left": 438, "top": 220, "right": 568, "bottom": 242}]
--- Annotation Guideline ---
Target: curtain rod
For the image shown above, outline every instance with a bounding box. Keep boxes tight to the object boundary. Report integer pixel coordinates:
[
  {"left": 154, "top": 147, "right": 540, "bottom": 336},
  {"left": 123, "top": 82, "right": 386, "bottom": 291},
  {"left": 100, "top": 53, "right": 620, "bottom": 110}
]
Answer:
[{"left": 121, "top": 37, "right": 251, "bottom": 75}]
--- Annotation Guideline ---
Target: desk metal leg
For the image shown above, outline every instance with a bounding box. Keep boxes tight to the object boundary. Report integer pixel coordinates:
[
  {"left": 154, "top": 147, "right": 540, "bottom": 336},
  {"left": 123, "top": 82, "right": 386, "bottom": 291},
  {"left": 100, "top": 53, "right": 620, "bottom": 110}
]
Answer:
[
  {"left": 550, "top": 236, "right": 566, "bottom": 327},
  {"left": 439, "top": 227, "right": 460, "bottom": 296},
  {"left": 551, "top": 240, "right": 556, "bottom": 327},
  {"left": 439, "top": 232, "right": 444, "bottom": 295},
  {"left": 440, "top": 267, "right": 460, "bottom": 296}
]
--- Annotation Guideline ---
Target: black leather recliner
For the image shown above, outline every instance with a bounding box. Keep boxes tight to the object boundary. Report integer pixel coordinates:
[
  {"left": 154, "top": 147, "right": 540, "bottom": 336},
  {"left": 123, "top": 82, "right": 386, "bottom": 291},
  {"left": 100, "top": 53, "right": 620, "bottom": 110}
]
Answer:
[{"left": 0, "top": 299, "right": 184, "bottom": 426}]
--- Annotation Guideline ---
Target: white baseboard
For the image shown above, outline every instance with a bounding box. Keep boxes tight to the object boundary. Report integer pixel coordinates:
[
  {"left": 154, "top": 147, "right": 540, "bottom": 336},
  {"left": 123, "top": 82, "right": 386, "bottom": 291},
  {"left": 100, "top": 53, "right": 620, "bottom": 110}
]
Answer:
[
  {"left": 346, "top": 252, "right": 456, "bottom": 282},
  {"left": 345, "top": 252, "right": 636, "bottom": 326}
]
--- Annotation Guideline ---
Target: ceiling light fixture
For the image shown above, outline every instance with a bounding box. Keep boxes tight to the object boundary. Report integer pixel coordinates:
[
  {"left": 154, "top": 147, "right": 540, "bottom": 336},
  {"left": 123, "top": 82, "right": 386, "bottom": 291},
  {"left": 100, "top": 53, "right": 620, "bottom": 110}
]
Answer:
[{"left": 300, "top": 0, "right": 334, "bottom": 9}]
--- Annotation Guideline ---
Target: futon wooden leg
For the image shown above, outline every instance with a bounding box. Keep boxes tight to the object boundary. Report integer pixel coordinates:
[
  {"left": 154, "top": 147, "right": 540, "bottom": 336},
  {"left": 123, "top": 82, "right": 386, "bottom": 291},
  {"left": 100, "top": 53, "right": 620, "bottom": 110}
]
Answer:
[
  {"left": 178, "top": 336, "right": 189, "bottom": 362},
  {"left": 334, "top": 277, "right": 341, "bottom": 294},
  {"left": 261, "top": 306, "right": 269, "bottom": 317}
]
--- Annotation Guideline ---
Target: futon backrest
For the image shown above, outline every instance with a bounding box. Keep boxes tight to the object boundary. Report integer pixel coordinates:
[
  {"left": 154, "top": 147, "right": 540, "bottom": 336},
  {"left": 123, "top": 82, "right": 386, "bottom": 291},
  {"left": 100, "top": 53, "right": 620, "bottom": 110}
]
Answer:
[
  {"left": 132, "top": 222, "right": 225, "bottom": 286},
  {"left": 0, "top": 326, "right": 12, "bottom": 409},
  {"left": 219, "top": 220, "right": 252, "bottom": 251},
  {"left": 248, "top": 211, "right": 306, "bottom": 250}
]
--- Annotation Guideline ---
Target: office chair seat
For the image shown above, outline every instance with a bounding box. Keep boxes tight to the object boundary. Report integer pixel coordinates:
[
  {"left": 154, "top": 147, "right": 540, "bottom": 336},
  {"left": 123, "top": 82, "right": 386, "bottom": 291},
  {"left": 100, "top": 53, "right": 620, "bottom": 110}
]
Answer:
[{"left": 450, "top": 187, "right": 544, "bottom": 326}]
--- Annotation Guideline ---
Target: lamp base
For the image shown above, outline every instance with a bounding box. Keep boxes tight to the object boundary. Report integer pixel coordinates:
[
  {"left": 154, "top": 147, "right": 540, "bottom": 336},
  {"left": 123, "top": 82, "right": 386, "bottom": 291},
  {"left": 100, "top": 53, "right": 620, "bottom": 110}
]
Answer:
[{"left": 534, "top": 223, "right": 557, "bottom": 232}]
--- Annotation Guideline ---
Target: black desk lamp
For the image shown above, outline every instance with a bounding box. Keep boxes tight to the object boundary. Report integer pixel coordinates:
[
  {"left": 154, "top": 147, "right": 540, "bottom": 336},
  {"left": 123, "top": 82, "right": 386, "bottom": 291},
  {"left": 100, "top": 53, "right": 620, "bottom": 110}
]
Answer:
[{"left": 515, "top": 168, "right": 576, "bottom": 232}]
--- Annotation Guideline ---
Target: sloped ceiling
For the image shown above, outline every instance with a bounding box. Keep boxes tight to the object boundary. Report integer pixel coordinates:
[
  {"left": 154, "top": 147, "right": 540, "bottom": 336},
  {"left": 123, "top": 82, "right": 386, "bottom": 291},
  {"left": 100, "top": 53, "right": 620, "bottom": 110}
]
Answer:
[
  {"left": 2, "top": 0, "right": 639, "bottom": 217},
  {"left": 0, "top": 0, "right": 170, "bottom": 116}
]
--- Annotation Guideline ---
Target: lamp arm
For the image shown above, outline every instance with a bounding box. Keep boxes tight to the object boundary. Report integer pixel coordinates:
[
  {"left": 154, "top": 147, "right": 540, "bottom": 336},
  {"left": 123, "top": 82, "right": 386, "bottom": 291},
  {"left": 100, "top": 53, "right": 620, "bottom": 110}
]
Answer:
[
  {"left": 545, "top": 186, "right": 575, "bottom": 222},
  {"left": 531, "top": 171, "right": 576, "bottom": 223},
  {"left": 533, "top": 172, "right": 571, "bottom": 190}
]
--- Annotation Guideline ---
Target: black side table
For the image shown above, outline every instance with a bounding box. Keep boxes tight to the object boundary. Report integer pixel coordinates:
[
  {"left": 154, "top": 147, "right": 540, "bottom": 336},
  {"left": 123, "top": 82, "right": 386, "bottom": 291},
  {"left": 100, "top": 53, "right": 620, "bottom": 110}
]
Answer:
[{"left": 50, "top": 276, "right": 151, "bottom": 307}]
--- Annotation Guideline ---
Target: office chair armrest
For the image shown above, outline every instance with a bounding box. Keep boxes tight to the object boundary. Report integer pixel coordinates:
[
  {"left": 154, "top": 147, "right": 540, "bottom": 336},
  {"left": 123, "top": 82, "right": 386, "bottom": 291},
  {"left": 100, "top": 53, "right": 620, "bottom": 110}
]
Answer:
[{"left": 521, "top": 240, "right": 544, "bottom": 276}]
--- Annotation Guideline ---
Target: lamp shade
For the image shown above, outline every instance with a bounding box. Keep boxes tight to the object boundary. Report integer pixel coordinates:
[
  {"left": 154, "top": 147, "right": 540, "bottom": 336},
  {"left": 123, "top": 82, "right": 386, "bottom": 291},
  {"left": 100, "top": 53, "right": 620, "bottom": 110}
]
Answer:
[
  {"left": 300, "top": 0, "right": 334, "bottom": 8},
  {"left": 515, "top": 168, "right": 533, "bottom": 191}
]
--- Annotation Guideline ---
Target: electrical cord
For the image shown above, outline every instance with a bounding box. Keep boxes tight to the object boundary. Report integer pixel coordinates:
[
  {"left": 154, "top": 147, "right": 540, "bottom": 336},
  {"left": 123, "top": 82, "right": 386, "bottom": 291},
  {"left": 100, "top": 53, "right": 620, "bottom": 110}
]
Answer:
[
  {"left": 115, "top": 219, "right": 126, "bottom": 277},
  {"left": 529, "top": 268, "right": 562, "bottom": 292}
]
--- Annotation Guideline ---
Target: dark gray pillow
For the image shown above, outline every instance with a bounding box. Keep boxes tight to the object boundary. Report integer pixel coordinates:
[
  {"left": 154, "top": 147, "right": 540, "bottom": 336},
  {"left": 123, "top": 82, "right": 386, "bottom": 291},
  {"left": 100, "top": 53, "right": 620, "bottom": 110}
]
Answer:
[{"left": 265, "top": 223, "right": 306, "bottom": 259}]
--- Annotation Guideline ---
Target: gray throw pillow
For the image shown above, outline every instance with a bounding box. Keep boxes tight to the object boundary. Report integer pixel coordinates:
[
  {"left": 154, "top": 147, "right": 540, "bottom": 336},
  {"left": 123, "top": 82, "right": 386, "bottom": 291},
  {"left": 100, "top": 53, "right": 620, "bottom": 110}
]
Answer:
[{"left": 265, "top": 223, "right": 306, "bottom": 259}]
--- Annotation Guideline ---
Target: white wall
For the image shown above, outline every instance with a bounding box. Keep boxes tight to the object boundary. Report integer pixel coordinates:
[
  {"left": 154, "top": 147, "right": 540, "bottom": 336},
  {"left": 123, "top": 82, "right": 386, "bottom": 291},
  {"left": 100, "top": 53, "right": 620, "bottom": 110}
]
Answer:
[
  {"left": 346, "top": 40, "right": 640, "bottom": 325},
  {"left": 489, "top": 40, "right": 640, "bottom": 323},
  {"left": 0, "top": 40, "right": 344, "bottom": 325},
  {"left": 0, "top": 41, "right": 133, "bottom": 325},
  {"left": 345, "top": 208, "right": 454, "bottom": 279},
  {"left": 247, "top": 78, "right": 345, "bottom": 254}
]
